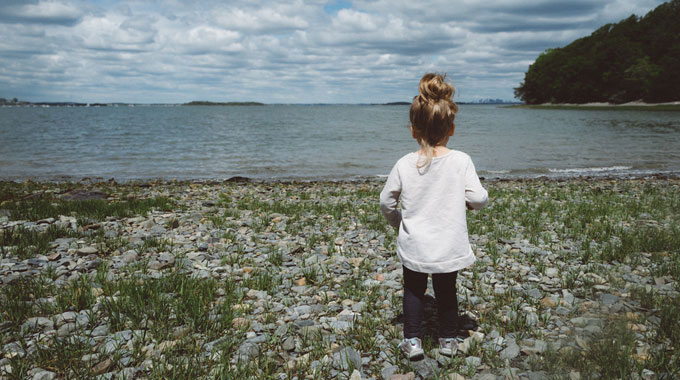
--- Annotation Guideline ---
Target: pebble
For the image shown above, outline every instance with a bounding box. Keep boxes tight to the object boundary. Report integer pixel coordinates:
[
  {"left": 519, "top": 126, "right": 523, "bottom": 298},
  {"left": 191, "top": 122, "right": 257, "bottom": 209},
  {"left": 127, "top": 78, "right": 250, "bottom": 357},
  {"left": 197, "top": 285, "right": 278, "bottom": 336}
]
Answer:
[
  {"left": 500, "top": 341, "right": 520, "bottom": 360},
  {"left": 333, "top": 347, "right": 361, "bottom": 371}
]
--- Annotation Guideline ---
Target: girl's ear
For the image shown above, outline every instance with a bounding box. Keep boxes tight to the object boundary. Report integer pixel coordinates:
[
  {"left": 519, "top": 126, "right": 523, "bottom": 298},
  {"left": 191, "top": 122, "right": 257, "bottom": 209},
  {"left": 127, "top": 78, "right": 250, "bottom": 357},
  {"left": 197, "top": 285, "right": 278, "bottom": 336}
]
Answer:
[
  {"left": 410, "top": 125, "right": 418, "bottom": 139},
  {"left": 449, "top": 122, "right": 455, "bottom": 137}
]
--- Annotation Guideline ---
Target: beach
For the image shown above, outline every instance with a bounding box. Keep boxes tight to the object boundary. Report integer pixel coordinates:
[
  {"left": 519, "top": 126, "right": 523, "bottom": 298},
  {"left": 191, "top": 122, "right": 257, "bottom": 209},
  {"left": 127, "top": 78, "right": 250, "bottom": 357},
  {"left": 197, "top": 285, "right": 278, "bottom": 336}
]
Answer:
[{"left": 1, "top": 177, "right": 678, "bottom": 379}]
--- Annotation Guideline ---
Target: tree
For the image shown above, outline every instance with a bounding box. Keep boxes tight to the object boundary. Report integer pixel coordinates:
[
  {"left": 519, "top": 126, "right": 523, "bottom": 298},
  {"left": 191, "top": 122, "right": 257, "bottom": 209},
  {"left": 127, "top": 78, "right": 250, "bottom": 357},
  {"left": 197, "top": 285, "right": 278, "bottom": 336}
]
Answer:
[{"left": 515, "top": 0, "right": 680, "bottom": 104}]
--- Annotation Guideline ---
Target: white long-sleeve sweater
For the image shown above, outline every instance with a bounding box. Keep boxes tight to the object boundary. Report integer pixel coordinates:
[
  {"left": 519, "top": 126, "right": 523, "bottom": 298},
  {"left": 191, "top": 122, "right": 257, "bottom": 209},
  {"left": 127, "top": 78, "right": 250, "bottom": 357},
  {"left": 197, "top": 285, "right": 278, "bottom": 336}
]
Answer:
[{"left": 379, "top": 150, "right": 488, "bottom": 273}]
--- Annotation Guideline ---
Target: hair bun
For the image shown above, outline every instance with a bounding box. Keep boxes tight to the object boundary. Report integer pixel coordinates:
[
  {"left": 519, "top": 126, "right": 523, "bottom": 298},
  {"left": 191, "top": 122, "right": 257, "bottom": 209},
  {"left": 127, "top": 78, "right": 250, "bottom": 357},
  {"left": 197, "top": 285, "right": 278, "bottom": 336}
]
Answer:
[{"left": 418, "top": 73, "right": 453, "bottom": 103}]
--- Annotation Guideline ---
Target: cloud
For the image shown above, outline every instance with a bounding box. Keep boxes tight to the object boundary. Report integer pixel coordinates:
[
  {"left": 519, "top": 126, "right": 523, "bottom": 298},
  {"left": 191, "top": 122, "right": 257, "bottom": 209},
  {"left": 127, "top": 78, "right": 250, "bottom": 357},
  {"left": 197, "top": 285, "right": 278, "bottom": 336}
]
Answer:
[
  {"left": 0, "top": 0, "right": 83, "bottom": 25},
  {"left": 0, "top": 0, "right": 668, "bottom": 103}
]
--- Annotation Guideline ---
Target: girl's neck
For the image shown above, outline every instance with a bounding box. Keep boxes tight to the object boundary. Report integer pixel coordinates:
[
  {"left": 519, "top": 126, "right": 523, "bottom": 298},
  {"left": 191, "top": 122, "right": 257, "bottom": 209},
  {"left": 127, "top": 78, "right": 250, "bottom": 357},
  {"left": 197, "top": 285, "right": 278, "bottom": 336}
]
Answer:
[{"left": 417, "top": 145, "right": 451, "bottom": 157}]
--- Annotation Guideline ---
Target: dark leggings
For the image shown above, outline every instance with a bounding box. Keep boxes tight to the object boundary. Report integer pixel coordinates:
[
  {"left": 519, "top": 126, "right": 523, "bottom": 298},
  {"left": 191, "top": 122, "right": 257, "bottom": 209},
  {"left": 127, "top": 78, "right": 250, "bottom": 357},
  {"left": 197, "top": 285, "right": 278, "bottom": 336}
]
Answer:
[{"left": 403, "top": 265, "right": 459, "bottom": 339}]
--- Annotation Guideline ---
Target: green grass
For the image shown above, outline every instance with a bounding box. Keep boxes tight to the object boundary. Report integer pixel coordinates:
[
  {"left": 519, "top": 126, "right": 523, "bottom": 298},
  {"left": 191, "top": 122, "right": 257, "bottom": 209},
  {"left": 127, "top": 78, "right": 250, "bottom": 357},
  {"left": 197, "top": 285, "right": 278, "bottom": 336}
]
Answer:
[
  {"left": 3, "top": 196, "right": 175, "bottom": 222},
  {"left": 0, "top": 224, "right": 80, "bottom": 259}
]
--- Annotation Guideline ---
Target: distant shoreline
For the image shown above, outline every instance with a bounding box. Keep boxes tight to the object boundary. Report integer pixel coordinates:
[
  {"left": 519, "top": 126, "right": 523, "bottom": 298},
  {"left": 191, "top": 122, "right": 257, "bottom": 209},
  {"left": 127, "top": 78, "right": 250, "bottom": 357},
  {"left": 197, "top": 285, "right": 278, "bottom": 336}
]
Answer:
[
  {"left": 183, "top": 101, "right": 264, "bottom": 106},
  {"left": 507, "top": 101, "right": 680, "bottom": 111}
]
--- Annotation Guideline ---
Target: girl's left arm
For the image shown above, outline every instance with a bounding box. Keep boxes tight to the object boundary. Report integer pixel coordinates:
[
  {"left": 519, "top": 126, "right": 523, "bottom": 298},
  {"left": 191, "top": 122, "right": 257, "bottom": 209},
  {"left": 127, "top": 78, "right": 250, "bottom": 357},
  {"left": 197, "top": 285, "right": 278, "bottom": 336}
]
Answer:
[
  {"left": 464, "top": 157, "right": 488, "bottom": 210},
  {"left": 379, "top": 164, "right": 402, "bottom": 228}
]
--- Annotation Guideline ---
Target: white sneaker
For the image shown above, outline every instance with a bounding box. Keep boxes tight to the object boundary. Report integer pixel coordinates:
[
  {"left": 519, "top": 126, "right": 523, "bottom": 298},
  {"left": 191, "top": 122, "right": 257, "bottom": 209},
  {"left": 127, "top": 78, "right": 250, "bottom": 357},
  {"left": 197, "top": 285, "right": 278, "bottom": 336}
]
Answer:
[
  {"left": 399, "top": 337, "right": 424, "bottom": 360},
  {"left": 438, "top": 337, "right": 458, "bottom": 356}
]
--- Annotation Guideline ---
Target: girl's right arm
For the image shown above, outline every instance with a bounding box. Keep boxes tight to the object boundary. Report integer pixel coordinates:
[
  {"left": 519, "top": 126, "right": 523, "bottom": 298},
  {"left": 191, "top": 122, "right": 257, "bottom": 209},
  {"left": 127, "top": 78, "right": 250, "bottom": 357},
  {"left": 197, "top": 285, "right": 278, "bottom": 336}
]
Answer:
[{"left": 379, "top": 164, "right": 402, "bottom": 228}]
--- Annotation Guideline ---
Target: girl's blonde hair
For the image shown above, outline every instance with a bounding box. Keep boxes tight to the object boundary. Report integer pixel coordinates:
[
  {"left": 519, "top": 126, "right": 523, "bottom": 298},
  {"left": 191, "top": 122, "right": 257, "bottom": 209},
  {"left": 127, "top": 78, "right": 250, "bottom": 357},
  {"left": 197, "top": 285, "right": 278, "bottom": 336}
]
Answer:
[{"left": 410, "top": 73, "right": 458, "bottom": 168}]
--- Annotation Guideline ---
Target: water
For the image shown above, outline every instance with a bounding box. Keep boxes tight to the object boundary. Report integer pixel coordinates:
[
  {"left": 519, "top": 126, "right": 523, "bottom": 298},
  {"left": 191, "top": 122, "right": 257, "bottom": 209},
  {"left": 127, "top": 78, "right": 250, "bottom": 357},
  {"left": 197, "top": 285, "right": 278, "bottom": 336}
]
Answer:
[{"left": 1, "top": 104, "right": 679, "bottom": 181}]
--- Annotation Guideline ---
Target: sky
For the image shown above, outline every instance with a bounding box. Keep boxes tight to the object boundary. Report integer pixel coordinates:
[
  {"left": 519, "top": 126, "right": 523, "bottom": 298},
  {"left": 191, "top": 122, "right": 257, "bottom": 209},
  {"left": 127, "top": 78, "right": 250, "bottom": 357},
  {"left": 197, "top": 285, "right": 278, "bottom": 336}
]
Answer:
[{"left": 0, "top": 0, "right": 666, "bottom": 104}]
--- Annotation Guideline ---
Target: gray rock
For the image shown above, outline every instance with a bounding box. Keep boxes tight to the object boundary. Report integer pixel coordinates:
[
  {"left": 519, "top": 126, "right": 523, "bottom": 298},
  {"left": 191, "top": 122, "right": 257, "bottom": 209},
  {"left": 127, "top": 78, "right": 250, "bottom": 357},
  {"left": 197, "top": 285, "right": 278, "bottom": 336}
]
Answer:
[
  {"left": 147, "top": 260, "right": 169, "bottom": 271},
  {"left": 58, "top": 323, "right": 78, "bottom": 336},
  {"left": 500, "top": 341, "right": 521, "bottom": 360},
  {"left": 76, "top": 246, "right": 98, "bottom": 256},
  {"left": 411, "top": 357, "right": 438, "bottom": 379},
  {"left": 522, "top": 371, "right": 549, "bottom": 380},
  {"left": 465, "top": 356, "right": 482, "bottom": 368},
  {"left": 330, "top": 320, "right": 352, "bottom": 331},
  {"left": 599, "top": 293, "right": 618, "bottom": 306},
  {"left": 282, "top": 336, "right": 296, "bottom": 351},
  {"left": 295, "top": 305, "right": 312, "bottom": 315},
  {"left": 90, "top": 325, "right": 110, "bottom": 337},
  {"left": 352, "top": 302, "right": 366, "bottom": 312},
  {"left": 333, "top": 347, "right": 361, "bottom": 371},
  {"left": 381, "top": 365, "right": 399, "bottom": 379},
  {"left": 113, "top": 330, "right": 133, "bottom": 342},
  {"left": 121, "top": 250, "right": 138, "bottom": 264},
  {"left": 526, "top": 288, "right": 542, "bottom": 301},
  {"left": 236, "top": 342, "right": 259, "bottom": 361},
  {"left": 31, "top": 370, "right": 57, "bottom": 380},
  {"left": 562, "top": 290, "right": 574, "bottom": 305},
  {"left": 119, "top": 367, "right": 138, "bottom": 379},
  {"left": 54, "top": 311, "right": 78, "bottom": 326},
  {"left": 81, "top": 353, "right": 100, "bottom": 363},
  {"left": 22, "top": 317, "right": 53, "bottom": 332}
]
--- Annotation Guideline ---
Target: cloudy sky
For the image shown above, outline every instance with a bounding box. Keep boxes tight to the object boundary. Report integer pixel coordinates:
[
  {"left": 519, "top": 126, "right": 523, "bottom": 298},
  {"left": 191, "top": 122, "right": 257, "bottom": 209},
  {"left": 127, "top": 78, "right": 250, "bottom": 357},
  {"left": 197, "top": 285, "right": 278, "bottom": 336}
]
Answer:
[{"left": 0, "top": 0, "right": 666, "bottom": 104}]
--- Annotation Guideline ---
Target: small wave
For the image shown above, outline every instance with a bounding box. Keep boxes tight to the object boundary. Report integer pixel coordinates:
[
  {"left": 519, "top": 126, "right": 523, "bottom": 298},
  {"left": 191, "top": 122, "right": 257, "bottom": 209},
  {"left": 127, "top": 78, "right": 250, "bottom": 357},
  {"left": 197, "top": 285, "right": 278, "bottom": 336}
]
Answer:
[
  {"left": 548, "top": 166, "right": 632, "bottom": 173},
  {"left": 483, "top": 170, "right": 511, "bottom": 174}
]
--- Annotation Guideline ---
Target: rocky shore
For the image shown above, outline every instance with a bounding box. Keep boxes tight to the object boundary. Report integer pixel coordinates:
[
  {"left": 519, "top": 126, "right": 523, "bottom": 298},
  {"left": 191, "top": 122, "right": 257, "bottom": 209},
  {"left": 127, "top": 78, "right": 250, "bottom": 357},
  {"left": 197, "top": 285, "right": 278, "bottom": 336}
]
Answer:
[{"left": 1, "top": 177, "right": 678, "bottom": 380}]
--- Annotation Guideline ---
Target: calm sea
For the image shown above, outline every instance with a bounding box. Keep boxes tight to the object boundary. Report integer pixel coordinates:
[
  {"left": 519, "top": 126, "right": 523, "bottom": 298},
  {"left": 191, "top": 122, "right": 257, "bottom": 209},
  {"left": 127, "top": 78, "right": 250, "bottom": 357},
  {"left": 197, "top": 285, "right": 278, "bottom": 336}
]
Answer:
[{"left": 1, "top": 104, "right": 679, "bottom": 181}]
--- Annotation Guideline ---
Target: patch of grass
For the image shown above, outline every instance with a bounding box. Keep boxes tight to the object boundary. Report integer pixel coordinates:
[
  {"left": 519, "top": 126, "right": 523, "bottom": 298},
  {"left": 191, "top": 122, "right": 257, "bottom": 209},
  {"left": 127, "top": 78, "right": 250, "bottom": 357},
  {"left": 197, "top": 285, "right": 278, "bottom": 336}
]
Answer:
[
  {"left": 0, "top": 275, "right": 56, "bottom": 328},
  {"left": 55, "top": 274, "right": 97, "bottom": 312},
  {"left": 101, "top": 270, "right": 237, "bottom": 342},
  {"left": 535, "top": 320, "right": 642, "bottom": 379},
  {"left": 242, "top": 269, "right": 281, "bottom": 293},
  {"left": 31, "top": 333, "right": 94, "bottom": 379},
  {"left": 1, "top": 224, "right": 80, "bottom": 259},
  {"left": 4, "top": 196, "right": 175, "bottom": 222},
  {"left": 140, "top": 236, "right": 175, "bottom": 254}
]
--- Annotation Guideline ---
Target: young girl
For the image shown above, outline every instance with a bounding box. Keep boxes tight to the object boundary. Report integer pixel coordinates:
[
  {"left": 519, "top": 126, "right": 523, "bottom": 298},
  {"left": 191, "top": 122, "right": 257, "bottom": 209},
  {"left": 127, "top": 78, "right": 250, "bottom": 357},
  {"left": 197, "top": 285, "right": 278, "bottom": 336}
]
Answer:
[{"left": 380, "top": 73, "right": 488, "bottom": 360}]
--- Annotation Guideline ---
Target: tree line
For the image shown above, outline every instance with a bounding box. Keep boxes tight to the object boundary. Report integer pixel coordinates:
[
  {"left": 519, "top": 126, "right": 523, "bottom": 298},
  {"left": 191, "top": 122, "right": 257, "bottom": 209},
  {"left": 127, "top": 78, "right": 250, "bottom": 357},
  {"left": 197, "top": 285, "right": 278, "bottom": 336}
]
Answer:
[{"left": 514, "top": 0, "right": 680, "bottom": 104}]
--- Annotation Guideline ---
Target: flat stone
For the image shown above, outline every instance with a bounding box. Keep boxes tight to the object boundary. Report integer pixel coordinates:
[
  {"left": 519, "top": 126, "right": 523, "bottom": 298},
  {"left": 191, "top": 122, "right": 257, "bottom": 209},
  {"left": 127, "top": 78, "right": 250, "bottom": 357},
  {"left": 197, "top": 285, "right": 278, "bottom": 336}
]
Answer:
[
  {"left": 333, "top": 347, "right": 361, "bottom": 371},
  {"left": 282, "top": 336, "right": 296, "bottom": 351},
  {"left": 381, "top": 365, "right": 399, "bottom": 379},
  {"left": 411, "top": 357, "right": 438, "bottom": 379},
  {"left": 599, "top": 293, "right": 618, "bottom": 305},
  {"left": 32, "top": 370, "right": 57, "bottom": 380},
  {"left": 465, "top": 356, "right": 482, "bottom": 368},
  {"left": 90, "top": 325, "right": 110, "bottom": 337},
  {"left": 236, "top": 342, "right": 259, "bottom": 360},
  {"left": 388, "top": 373, "right": 415, "bottom": 380},
  {"left": 500, "top": 341, "right": 521, "bottom": 360},
  {"left": 55, "top": 311, "right": 78, "bottom": 325},
  {"left": 76, "top": 246, "right": 98, "bottom": 256},
  {"left": 526, "top": 288, "right": 542, "bottom": 300},
  {"left": 92, "top": 358, "right": 112, "bottom": 375},
  {"left": 22, "top": 317, "right": 53, "bottom": 332},
  {"left": 58, "top": 323, "right": 78, "bottom": 336}
]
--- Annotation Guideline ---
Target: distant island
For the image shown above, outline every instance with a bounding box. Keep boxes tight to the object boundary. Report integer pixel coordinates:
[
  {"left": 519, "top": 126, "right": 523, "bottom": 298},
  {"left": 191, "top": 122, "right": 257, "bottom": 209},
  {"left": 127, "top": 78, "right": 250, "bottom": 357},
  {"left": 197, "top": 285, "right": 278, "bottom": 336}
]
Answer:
[
  {"left": 514, "top": 0, "right": 680, "bottom": 104},
  {"left": 183, "top": 101, "right": 264, "bottom": 106}
]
